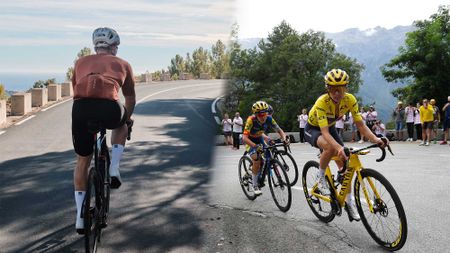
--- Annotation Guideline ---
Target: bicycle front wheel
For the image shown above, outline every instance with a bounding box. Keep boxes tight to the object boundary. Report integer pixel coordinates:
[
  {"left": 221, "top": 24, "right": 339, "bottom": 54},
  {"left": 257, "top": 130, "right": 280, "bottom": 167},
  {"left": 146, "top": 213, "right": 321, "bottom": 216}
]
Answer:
[
  {"left": 238, "top": 156, "right": 256, "bottom": 200},
  {"left": 84, "top": 168, "right": 100, "bottom": 253},
  {"left": 354, "top": 168, "right": 407, "bottom": 251},
  {"left": 301, "top": 160, "right": 335, "bottom": 223},
  {"left": 268, "top": 159, "right": 292, "bottom": 212},
  {"left": 277, "top": 150, "right": 299, "bottom": 186}
]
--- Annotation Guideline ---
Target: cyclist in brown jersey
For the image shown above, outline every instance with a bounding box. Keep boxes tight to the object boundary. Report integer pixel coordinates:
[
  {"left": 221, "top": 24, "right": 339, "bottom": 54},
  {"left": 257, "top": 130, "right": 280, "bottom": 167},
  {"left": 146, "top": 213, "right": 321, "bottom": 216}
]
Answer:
[{"left": 71, "top": 27, "right": 136, "bottom": 234}]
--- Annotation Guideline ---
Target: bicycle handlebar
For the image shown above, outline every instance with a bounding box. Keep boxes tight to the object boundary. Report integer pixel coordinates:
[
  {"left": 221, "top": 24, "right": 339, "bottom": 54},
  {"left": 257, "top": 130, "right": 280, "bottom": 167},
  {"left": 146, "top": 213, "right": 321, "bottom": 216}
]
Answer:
[{"left": 348, "top": 137, "right": 393, "bottom": 162}]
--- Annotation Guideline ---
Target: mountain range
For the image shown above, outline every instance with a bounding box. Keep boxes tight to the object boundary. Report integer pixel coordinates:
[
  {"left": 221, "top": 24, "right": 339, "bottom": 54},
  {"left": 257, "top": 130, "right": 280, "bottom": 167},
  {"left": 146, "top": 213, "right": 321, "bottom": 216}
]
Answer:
[{"left": 239, "top": 25, "right": 415, "bottom": 123}]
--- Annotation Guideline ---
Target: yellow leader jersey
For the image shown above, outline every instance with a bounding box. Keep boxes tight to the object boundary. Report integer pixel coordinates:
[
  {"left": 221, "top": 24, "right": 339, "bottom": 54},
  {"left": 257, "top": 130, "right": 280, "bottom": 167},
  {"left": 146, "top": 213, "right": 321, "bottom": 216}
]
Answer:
[{"left": 308, "top": 93, "right": 362, "bottom": 128}]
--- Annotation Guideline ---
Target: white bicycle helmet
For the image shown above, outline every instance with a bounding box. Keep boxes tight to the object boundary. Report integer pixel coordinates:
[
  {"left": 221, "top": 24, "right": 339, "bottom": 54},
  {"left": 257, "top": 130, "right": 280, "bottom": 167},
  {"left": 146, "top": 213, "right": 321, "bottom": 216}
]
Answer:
[{"left": 92, "top": 27, "right": 120, "bottom": 48}]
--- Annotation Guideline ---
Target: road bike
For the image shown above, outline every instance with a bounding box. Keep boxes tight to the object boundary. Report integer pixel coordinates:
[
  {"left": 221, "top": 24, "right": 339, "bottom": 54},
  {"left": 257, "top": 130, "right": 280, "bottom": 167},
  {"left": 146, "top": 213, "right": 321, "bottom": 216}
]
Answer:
[
  {"left": 238, "top": 143, "right": 292, "bottom": 212},
  {"left": 272, "top": 141, "right": 299, "bottom": 186},
  {"left": 242, "top": 141, "right": 299, "bottom": 186},
  {"left": 83, "top": 121, "right": 132, "bottom": 253},
  {"left": 301, "top": 139, "right": 407, "bottom": 251}
]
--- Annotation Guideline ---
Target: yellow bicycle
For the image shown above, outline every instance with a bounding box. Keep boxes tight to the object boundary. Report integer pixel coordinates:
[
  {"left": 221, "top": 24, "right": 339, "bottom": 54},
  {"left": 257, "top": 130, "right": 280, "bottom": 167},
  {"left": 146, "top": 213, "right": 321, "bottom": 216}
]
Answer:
[{"left": 302, "top": 140, "right": 407, "bottom": 251}]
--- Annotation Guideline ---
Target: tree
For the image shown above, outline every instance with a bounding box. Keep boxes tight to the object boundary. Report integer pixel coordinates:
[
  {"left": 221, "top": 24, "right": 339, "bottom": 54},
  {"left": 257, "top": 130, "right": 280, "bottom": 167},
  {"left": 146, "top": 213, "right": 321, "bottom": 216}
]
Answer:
[
  {"left": 33, "top": 78, "right": 56, "bottom": 88},
  {"left": 381, "top": 5, "right": 450, "bottom": 106},
  {"left": 226, "top": 21, "right": 364, "bottom": 131},
  {"left": 211, "top": 40, "right": 227, "bottom": 78},
  {"left": 0, "top": 83, "right": 8, "bottom": 100},
  {"left": 168, "top": 54, "right": 185, "bottom": 77},
  {"left": 191, "top": 47, "right": 211, "bottom": 78},
  {"left": 66, "top": 47, "right": 92, "bottom": 81}
]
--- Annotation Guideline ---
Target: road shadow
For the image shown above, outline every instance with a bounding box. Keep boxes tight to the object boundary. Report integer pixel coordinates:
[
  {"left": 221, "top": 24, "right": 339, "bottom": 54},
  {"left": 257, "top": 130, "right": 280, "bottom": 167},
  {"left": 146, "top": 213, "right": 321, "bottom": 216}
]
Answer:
[{"left": 0, "top": 98, "right": 218, "bottom": 252}]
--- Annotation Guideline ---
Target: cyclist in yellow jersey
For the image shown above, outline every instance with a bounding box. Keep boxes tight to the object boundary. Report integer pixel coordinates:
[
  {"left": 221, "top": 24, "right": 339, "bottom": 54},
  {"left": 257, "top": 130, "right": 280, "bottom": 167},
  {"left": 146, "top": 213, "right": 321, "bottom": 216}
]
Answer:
[
  {"left": 242, "top": 101, "right": 288, "bottom": 196},
  {"left": 304, "top": 69, "right": 387, "bottom": 221}
]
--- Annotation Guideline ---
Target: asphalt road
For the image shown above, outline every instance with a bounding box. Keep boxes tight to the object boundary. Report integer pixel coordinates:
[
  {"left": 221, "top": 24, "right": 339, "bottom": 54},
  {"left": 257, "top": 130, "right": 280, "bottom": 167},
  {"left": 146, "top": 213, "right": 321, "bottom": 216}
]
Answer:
[
  {"left": 1, "top": 79, "right": 450, "bottom": 252},
  {"left": 211, "top": 141, "right": 450, "bottom": 252},
  {"left": 0, "top": 80, "right": 228, "bottom": 253}
]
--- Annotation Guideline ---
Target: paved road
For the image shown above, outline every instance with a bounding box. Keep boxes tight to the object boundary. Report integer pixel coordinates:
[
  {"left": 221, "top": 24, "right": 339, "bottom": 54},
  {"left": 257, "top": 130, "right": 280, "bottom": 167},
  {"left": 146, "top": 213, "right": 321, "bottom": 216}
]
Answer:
[
  {"left": 0, "top": 80, "right": 228, "bottom": 253},
  {"left": 211, "top": 141, "right": 450, "bottom": 252},
  {"left": 2, "top": 79, "right": 449, "bottom": 252}
]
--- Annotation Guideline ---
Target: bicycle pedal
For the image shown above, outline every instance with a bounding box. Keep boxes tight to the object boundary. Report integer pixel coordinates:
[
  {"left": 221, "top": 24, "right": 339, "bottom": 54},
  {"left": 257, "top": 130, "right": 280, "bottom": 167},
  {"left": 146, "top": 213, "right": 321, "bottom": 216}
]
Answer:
[{"left": 76, "top": 228, "right": 85, "bottom": 235}]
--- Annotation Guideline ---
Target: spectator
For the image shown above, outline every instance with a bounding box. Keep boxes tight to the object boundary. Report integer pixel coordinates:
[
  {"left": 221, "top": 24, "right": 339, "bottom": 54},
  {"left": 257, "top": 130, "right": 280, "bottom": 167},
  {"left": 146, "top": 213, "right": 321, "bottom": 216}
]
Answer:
[
  {"left": 430, "top": 99, "right": 440, "bottom": 144},
  {"left": 221, "top": 113, "right": 233, "bottom": 146},
  {"left": 414, "top": 102, "right": 422, "bottom": 142},
  {"left": 405, "top": 102, "right": 415, "bottom": 141},
  {"left": 335, "top": 115, "right": 345, "bottom": 142},
  {"left": 232, "top": 112, "right": 243, "bottom": 150},
  {"left": 440, "top": 96, "right": 450, "bottom": 145},
  {"left": 419, "top": 99, "right": 434, "bottom": 146},
  {"left": 392, "top": 101, "right": 405, "bottom": 141},
  {"left": 358, "top": 107, "right": 367, "bottom": 143},
  {"left": 366, "top": 105, "right": 378, "bottom": 134},
  {"left": 372, "top": 120, "right": 386, "bottom": 137},
  {"left": 297, "top": 108, "right": 308, "bottom": 143},
  {"left": 348, "top": 112, "right": 357, "bottom": 142}
]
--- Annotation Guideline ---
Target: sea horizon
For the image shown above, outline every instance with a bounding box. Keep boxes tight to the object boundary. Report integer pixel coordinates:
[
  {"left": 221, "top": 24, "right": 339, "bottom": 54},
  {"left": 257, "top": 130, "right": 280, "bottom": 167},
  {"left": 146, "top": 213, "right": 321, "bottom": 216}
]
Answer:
[{"left": 0, "top": 72, "right": 67, "bottom": 92}]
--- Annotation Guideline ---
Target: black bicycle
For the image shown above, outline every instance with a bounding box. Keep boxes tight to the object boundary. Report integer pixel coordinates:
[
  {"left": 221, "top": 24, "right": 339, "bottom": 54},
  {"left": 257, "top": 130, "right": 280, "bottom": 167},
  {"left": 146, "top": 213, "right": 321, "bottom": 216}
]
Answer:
[
  {"left": 272, "top": 142, "right": 299, "bottom": 186},
  {"left": 238, "top": 143, "right": 292, "bottom": 212},
  {"left": 83, "top": 121, "right": 132, "bottom": 253}
]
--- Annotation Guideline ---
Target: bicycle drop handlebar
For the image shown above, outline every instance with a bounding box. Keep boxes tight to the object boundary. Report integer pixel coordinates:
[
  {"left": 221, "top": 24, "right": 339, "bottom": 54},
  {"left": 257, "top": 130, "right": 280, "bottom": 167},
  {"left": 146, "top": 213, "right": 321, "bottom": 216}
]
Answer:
[{"left": 346, "top": 137, "right": 394, "bottom": 162}]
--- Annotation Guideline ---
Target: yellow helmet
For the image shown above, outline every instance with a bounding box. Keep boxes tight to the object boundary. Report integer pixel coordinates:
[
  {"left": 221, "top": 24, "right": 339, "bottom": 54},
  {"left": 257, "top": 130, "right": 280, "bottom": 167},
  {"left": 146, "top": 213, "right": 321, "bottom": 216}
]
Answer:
[
  {"left": 252, "top": 101, "right": 269, "bottom": 114},
  {"left": 324, "top": 69, "right": 349, "bottom": 86},
  {"left": 430, "top": 99, "right": 436, "bottom": 105}
]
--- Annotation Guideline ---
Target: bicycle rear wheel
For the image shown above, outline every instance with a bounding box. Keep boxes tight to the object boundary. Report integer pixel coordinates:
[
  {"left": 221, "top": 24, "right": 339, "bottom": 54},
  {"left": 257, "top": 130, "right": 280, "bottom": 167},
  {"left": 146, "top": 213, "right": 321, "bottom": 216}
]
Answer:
[
  {"left": 268, "top": 159, "right": 292, "bottom": 212},
  {"left": 238, "top": 156, "right": 256, "bottom": 200},
  {"left": 84, "top": 168, "right": 101, "bottom": 253},
  {"left": 354, "top": 169, "right": 407, "bottom": 251},
  {"left": 301, "top": 160, "right": 335, "bottom": 223},
  {"left": 277, "top": 150, "right": 299, "bottom": 186}
]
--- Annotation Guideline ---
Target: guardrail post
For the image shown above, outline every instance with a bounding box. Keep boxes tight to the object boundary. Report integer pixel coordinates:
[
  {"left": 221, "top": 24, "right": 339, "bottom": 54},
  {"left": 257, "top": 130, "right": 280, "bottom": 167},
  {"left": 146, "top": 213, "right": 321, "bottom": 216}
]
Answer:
[
  {"left": 11, "top": 92, "right": 32, "bottom": 116},
  {"left": 31, "top": 88, "right": 48, "bottom": 107},
  {"left": 61, "top": 82, "right": 73, "bottom": 97},
  {"left": 48, "top": 84, "right": 61, "bottom": 101}
]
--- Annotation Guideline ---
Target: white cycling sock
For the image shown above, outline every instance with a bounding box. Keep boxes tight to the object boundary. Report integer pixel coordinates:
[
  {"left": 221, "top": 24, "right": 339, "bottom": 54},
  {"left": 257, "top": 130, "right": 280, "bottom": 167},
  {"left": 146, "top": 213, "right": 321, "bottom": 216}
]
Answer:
[
  {"left": 346, "top": 192, "right": 353, "bottom": 203},
  {"left": 75, "top": 191, "right": 86, "bottom": 218},
  {"left": 110, "top": 144, "right": 124, "bottom": 174},
  {"left": 252, "top": 174, "right": 258, "bottom": 186},
  {"left": 318, "top": 168, "right": 325, "bottom": 178}
]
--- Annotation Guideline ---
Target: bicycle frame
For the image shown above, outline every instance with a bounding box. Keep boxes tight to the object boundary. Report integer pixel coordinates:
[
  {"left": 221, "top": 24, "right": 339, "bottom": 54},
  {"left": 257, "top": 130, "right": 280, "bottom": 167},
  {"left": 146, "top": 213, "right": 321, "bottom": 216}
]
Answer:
[{"left": 310, "top": 149, "right": 381, "bottom": 214}]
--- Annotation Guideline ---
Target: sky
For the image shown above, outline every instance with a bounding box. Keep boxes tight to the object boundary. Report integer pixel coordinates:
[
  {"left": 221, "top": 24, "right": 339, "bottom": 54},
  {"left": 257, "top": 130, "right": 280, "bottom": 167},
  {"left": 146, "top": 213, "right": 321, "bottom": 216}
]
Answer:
[
  {"left": 235, "top": 0, "right": 449, "bottom": 38},
  {"left": 0, "top": 0, "right": 235, "bottom": 78}
]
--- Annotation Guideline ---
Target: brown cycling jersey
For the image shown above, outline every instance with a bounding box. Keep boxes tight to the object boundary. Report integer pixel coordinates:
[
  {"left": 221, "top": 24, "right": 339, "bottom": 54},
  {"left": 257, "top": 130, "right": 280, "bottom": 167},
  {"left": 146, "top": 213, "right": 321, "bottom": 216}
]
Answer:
[{"left": 72, "top": 53, "right": 135, "bottom": 101}]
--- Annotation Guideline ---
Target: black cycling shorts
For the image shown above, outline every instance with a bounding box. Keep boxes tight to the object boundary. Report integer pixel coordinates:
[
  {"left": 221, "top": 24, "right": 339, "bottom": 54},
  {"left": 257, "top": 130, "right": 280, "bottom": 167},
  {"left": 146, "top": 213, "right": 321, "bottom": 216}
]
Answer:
[
  {"left": 72, "top": 98, "right": 127, "bottom": 156},
  {"left": 304, "top": 123, "right": 344, "bottom": 148}
]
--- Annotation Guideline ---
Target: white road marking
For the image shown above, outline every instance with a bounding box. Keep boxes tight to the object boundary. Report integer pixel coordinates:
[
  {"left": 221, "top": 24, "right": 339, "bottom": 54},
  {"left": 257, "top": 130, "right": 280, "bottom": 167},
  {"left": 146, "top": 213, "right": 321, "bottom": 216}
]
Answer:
[
  {"left": 15, "top": 115, "right": 36, "bottom": 126},
  {"left": 0, "top": 131, "right": 5, "bottom": 135},
  {"left": 292, "top": 186, "right": 303, "bottom": 191},
  {"left": 42, "top": 98, "right": 72, "bottom": 111},
  {"left": 136, "top": 83, "right": 218, "bottom": 105}
]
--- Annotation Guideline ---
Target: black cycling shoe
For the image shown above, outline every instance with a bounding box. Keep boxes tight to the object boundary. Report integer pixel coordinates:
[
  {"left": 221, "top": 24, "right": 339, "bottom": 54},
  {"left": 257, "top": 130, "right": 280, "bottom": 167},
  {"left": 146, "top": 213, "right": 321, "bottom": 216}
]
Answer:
[
  {"left": 76, "top": 228, "right": 85, "bottom": 235},
  {"left": 111, "top": 176, "right": 122, "bottom": 189}
]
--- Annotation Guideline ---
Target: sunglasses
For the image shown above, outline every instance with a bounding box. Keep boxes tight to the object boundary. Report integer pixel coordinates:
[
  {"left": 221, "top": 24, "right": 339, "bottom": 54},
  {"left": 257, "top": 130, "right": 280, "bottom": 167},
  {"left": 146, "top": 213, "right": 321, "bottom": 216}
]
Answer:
[
  {"left": 256, "top": 112, "right": 268, "bottom": 116},
  {"left": 328, "top": 86, "right": 347, "bottom": 93}
]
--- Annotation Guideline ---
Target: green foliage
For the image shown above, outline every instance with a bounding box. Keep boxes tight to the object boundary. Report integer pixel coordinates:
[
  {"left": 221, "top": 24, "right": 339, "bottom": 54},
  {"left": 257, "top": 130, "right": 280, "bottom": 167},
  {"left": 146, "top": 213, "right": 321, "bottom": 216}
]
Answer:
[
  {"left": 152, "top": 70, "right": 162, "bottom": 80},
  {"left": 66, "top": 47, "right": 92, "bottom": 81},
  {"left": 166, "top": 39, "right": 232, "bottom": 79},
  {"left": 381, "top": 5, "right": 450, "bottom": 107},
  {"left": 226, "top": 21, "right": 364, "bottom": 131},
  {"left": 33, "top": 78, "right": 56, "bottom": 88},
  {"left": 0, "top": 83, "right": 8, "bottom": 100},
  {"left": 168, "top": 54, "right": 186, "bottom": 77}
]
